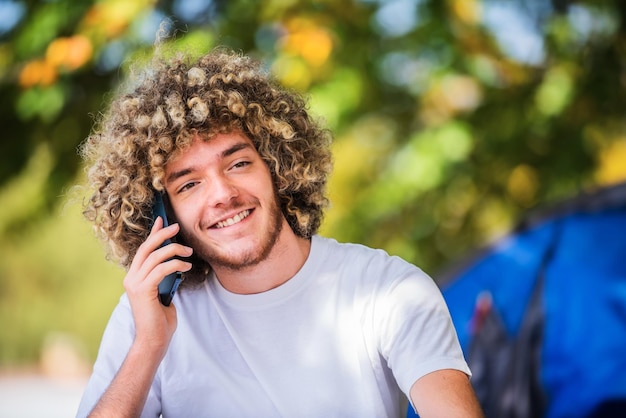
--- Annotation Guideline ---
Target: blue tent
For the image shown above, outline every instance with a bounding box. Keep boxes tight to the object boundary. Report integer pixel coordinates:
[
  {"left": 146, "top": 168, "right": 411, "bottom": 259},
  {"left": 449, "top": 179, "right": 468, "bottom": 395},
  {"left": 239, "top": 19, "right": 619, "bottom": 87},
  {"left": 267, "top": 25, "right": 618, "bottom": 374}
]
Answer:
[{"left": 438, "top": 182, "right": 626, "bottom": 417}]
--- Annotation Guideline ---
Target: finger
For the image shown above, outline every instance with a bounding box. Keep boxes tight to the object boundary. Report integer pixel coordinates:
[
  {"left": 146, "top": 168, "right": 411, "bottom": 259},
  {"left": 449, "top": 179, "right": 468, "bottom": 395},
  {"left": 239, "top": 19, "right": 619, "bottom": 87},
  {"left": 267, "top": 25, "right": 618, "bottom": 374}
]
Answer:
[
  {"left": 149, "top": 241, "right": 193, "bottom": 262},
  {"left": 127, "top": 217, "right": 169, "bottom": 272},
  {"left": 140, "top": 242, "right": 192, "bottom": 276},
  {"left": 131, "top": 222, "right": 181, "bottom": 270},
  {"left": 126, "top": 242, "right": 192, "bottom": 291},
  {"left": 127, "top": 258, "right": 191, "bottom": 299},
  {"left": 125, "top": 256, "right": 191, "bottom": 295},
  {"left": 148, "top": 259, "right": 192, "bottom": 288},
  {"left": 148, "top": 222, "right": 181, "bottom": 251},
  {"left": 151, "top": 215, "right": 164, "bottom": 232}
]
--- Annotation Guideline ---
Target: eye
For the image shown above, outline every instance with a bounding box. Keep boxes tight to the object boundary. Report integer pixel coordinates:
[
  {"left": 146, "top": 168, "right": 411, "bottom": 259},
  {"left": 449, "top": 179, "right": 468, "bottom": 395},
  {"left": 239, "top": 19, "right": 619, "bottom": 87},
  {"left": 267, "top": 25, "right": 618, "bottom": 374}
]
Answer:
[
  {"left": 177, "top": 181, "right": 198, "bottom": 194},
  {"left": 231, "top": 160, "right": 250, "bottom": 170}
]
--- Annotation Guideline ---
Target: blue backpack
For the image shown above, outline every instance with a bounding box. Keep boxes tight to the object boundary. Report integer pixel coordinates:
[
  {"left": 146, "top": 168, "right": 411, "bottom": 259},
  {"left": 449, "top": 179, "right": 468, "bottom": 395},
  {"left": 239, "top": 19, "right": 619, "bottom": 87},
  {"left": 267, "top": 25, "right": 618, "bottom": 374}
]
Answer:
[{"left": 437, "top": 182, "right": 626, "bottom": 418}]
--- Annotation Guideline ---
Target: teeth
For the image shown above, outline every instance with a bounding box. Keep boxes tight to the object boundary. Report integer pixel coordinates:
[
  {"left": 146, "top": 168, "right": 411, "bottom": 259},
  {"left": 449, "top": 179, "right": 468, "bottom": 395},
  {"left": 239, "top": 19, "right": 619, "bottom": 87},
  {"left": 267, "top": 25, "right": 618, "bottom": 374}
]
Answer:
[{"left": 215, "top": 210, "right": 250, "bottom": 229}]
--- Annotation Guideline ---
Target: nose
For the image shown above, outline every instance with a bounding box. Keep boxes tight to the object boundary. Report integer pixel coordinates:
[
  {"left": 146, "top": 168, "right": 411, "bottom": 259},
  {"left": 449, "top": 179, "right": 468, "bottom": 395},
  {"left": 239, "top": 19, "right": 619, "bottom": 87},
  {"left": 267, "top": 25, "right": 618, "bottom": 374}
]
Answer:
[{"left": 206, "top": 174, "right": 239, "bottom": 207}]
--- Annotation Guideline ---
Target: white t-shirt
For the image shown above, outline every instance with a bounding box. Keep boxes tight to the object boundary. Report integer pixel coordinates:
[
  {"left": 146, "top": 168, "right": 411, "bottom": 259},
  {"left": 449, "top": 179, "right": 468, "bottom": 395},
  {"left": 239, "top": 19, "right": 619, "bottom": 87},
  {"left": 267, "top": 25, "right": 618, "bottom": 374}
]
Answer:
[{"left": 77, "top": 235, "right": 469, "bottom": 418}]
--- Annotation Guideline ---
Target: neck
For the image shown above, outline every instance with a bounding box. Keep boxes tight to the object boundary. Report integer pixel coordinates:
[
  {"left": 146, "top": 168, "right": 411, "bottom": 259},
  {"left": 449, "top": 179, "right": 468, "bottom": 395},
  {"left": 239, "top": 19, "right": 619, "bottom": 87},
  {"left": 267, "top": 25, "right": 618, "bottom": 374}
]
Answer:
[{"left": 212, "top": 223, "right": 312, "bottom": 295}]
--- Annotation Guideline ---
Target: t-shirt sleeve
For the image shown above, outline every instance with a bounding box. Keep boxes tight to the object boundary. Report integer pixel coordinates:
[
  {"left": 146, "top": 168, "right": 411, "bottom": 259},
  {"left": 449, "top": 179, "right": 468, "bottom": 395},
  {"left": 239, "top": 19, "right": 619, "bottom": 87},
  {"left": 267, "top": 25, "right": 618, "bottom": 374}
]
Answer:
[
  {"left": 75, "top": 294, "right": 162, "bottom": 418},
  {"left": 374, "top": 265, "right": 471, "bottom": 398}
]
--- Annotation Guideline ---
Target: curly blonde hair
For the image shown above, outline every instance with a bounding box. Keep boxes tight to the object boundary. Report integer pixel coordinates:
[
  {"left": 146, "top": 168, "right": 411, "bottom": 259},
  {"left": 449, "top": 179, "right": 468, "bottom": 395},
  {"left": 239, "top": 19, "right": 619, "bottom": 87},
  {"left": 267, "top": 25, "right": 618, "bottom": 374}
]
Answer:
[{"left": 81, "top": 48, "right": 332, "bottom": 281}]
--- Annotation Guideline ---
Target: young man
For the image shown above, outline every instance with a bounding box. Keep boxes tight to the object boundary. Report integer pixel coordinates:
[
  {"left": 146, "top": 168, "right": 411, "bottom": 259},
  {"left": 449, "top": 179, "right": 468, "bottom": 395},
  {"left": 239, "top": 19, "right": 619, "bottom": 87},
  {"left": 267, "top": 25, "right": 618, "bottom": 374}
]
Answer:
[{"left": 77, "top": 48, "right": 484, "bottom": 417}]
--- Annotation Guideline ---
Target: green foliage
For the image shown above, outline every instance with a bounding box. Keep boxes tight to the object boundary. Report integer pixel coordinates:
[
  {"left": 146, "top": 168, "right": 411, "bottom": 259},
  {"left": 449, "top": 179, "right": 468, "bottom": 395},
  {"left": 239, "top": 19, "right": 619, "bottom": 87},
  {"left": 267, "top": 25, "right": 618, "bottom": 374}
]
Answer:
[
  {"left": 1, "top": 0, "right": 626, "bottom": 366},
  {"left": 0, "top": 155, "right": 122, "bottom": 366}
]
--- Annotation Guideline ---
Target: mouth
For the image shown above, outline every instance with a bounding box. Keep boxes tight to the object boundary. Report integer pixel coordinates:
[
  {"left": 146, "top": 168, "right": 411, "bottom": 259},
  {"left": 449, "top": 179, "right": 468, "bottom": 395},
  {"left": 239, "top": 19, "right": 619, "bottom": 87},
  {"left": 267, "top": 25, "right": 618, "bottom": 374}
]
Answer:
[{"left": 212, "top": 209, "right": 251, "bottom": 229}]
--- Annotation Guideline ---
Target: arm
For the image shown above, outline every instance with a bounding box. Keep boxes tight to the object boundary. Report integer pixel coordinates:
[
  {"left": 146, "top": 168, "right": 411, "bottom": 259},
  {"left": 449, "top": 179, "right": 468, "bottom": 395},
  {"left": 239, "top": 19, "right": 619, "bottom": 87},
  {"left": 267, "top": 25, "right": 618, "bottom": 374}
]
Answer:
[
  {"left": 410, "top": 369, "right": 484, "bottom": 418},
  {"left": 88, "top": 340, "right": 167, "bottom": 418},
  {"left": 88, "top": 218, "right": 193, "bottom": 417}
]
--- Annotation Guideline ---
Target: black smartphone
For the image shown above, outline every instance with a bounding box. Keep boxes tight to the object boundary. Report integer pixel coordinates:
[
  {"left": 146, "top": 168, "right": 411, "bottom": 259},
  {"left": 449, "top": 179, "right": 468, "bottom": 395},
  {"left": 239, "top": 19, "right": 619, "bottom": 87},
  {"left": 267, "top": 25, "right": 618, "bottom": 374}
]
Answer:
[{"left": 152, "top": 193, "right": 183, "bottom": 306}]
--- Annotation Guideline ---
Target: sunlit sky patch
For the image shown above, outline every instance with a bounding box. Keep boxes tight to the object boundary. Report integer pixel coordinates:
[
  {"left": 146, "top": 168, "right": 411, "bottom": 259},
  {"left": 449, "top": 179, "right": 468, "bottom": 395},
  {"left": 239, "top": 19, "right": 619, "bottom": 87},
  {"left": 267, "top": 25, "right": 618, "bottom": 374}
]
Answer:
[
  {"left": 133, "top": 9, "right": 168, "bottom": 44},
  {"left": 374, "top": 0, "right": 425, "bottom": 37},
  {"left": 173, "top": 0, "right": 215, "bottom": 23},
  {"left": 567, "top": 4, "right": 619, "bottom": 45},
  {"left": 481, "top": 1, "right": 546, "bottom": 65},
  {"left": 362, "top": 0, "right": 549, "bottom": 64},
  {"left": 0, "top": 0, "right": 25, "bottom": 36},
  {"left": 95, "top": 9, "right": 167, "bottom": 73}
]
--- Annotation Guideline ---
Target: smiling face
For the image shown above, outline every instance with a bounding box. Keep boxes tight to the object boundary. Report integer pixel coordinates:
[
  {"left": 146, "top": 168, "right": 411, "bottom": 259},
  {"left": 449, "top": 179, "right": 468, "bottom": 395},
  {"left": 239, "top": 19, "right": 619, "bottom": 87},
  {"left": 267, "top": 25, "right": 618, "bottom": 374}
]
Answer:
[{"left": 164, "top": 131, "right": 287, "bottom": 273}]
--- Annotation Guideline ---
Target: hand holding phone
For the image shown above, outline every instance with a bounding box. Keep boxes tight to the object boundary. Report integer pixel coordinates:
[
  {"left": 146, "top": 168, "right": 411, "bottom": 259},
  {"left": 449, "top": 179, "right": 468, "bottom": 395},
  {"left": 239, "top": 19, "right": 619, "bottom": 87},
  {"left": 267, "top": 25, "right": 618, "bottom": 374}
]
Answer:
[{"left": 152, "top": 193, "right": 183, "bottom": 306}]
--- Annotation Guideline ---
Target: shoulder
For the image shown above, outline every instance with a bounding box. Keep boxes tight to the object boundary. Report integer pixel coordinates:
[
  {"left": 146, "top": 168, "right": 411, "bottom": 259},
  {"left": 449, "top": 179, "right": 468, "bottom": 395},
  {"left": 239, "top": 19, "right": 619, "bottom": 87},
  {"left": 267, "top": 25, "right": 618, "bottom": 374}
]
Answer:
[
  {"left": 313, "top": 235, "right": 427, "bottom": 281},
  {"left": 311, "top": 236, "right": 443, "bottom": 308}
]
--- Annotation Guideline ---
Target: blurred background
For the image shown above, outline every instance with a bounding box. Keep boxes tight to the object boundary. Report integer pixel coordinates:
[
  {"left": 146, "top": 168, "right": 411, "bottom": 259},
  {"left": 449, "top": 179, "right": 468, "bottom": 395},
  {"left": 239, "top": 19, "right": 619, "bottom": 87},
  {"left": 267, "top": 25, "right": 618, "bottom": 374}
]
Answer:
[{"left": 0, "top": 0, "right": 625, "bottom": 416}]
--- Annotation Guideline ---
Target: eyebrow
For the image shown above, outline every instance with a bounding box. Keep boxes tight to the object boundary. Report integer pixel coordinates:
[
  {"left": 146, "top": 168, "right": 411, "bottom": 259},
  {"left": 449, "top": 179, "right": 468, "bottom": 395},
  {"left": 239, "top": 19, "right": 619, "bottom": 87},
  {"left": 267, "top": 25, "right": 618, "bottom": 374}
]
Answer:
[
  {"left": 222, "top": 141, "right": 253, "bottom": 158},
  {"left": 165, "top": 141, "right": 254, "bottom": 185}
]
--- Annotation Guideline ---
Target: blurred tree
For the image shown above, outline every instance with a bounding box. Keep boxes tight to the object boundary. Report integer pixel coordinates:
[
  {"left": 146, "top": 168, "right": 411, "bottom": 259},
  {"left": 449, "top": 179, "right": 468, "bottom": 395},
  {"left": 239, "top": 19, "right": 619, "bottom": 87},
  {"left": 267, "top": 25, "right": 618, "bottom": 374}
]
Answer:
[
  {"left": 1, "top": 0, "right": 626, "bottom": 367},
  {"left": 1, "top": 0, "right": 625, "bottom": 275}
]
